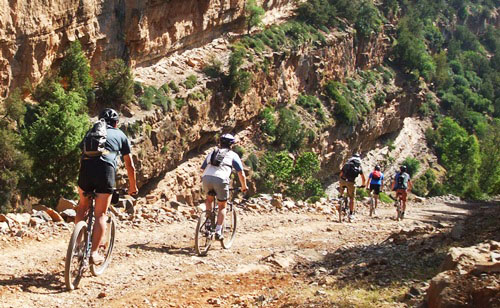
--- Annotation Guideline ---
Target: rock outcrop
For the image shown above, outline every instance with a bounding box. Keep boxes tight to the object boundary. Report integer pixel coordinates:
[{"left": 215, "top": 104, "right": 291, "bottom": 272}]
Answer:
[{"left": 0, "top": 0, "right": 295, "bottom": 98}]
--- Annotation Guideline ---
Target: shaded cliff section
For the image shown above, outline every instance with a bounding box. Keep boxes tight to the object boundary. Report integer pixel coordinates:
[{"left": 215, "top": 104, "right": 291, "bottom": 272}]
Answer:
[{"left": 0, "top": 0, "right": 293, "bottom": 98}]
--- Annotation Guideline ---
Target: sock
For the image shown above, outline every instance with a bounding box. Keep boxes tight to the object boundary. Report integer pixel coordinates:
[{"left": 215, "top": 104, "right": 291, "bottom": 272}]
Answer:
[{"left": 215, "top": 224, "right": 222, "bottom": 233}]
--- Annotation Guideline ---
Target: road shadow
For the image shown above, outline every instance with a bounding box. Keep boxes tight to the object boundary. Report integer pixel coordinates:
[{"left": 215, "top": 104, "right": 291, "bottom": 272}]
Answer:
[
  {"left": 294, "top": 199, "right": 499, "bottom": 290},
  {"left": 0, "top": 271, "right": 65, "bottom": 294},
  {"left": 128, "top": 243, "right": 193, "bottom": 256}
]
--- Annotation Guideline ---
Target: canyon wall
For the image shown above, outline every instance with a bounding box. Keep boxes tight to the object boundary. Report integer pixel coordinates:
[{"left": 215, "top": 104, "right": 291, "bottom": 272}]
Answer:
[{"left": 0, "top": 0, "right": 294, "bottom": 98}]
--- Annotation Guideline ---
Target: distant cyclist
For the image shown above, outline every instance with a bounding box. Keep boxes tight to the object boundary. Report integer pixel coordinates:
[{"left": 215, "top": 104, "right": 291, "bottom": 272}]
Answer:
[
  {"left": 391, "top": 165, "right": 412, "bottom": 219},
  {"left": 201, "top": 133, "right": 247, "bottom": 240},
  {"left": 366, "top": 165, "right": 384, "bottom": 215},
  {"left": 339, "top": 153, "right": 366, "bottom": 220},
  {"left": 75, "top": 108, "right": 138, "bottom": 264}
]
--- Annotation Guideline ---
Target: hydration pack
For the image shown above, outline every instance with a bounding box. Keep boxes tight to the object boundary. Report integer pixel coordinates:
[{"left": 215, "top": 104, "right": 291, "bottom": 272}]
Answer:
[
  {"left": 82, "top": 119, "right": 108, "bottom": 158},
  {"left": 372, "top": 170, "right": 381, "bottom": 180},
  {"left": 210, "top": 148, "right": 229, "bottom": 167},
  {"left": 343, "top": 159, "right": 361, "bottom": 181},
  {"left": 396, "top": 172, "right": 409, "bottom": 189}
]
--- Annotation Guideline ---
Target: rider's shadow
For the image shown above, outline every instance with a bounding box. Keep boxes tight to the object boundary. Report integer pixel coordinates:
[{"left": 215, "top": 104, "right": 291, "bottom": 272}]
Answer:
[
  {"left": 128, "top": 243, "right": 193, "bottom": 256},
  {"left": 0, "top": 271, "right": 65, "bottom": 294}
]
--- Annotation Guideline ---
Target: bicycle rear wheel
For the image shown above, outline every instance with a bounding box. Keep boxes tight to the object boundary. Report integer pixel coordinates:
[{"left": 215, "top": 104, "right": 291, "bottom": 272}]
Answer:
[
  {"left": 194, "top": 211, "right": 212, "bottom": 256},
  {"left": 91, "top": 214, "right": 116, "bottom": 276},
  {"left": 65, "top": 221, "right": 87, "bottom": 290},
  {"left": 221, "top": 207, "right": 237, "bottom": 249},
  {"left": 396, "top": 200, "right": 402, "bottom": 221},
  {"left": 369, "top": 197, "right": 374, "bottom": 217}
]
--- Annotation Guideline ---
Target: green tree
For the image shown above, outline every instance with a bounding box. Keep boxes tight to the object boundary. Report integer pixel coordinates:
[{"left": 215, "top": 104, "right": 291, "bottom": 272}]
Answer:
[
  {"left": 402, "top": 157, "right": 420, "bottom": 177},
  {"left": 22, "top": 84, "right": 89, "bottom": 207},
  {"left": 59, "top": 41, "right": 93, "bottom": 101},
  {"left": 95, "top": 59, "right": 134, "bottom": 108},
  {"left": 434, "top": 117, "right": 481, "bottom": 197},
  {"left": 478, "top": 120, "right": 500, "bottom": 195},
  {"left": 245, "top": 0, "right": 265, "bottom": 34},
  {"left": 274, "top": 108, "right": 305, "bottom": 152},
  {"left": 355, "top": 1, "right": 382, "bottom": 39}
]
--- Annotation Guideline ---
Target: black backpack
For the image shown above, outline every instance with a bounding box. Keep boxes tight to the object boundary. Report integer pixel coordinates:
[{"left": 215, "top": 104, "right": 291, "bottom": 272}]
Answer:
[
  {"left": 82, "top": 119, "right": 108, "bottom": 158},
  {"left": 343, "top": 160, "right": 361, "bottom": 181},
  {"left": 210, "top": 148, "right": 229, "bottom": 167}
]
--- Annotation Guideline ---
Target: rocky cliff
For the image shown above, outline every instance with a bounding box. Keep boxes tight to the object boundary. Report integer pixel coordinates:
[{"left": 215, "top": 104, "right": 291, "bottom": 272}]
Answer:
[{"left": 0, "top": 0, "right": 294, "bottom": 98}]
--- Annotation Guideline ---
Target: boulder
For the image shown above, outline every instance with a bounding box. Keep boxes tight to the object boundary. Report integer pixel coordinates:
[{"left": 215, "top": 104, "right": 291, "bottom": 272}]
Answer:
[
  {"left": 60, "top": 209, "right": 77, "bottom": 223},
  {"left": 31, "top": 210, "right": 52, "bottom": 222},
  {"left": 271, "top": 194, "right": 283, "bottom": 209},
  {"left": 0, "top": 221, "right": 9, "bottom": 232},
  {"left": 45, "top": 208, "right": 64, "bottom": 222},
  {"left": 56, "top": 198, "right": 77, "bottom": 212},
  {"left": 440, "top": 246, "right": 490, "bottom": 272},
  {"left": 7, "top": 213, "right": 31, "bottom": 225},
  {"left": 283, "top": 200, "right": 295, "bottom": 209}
]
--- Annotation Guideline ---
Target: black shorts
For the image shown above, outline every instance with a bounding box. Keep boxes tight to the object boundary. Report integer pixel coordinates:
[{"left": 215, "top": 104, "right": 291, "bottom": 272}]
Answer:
[
  {"left": 78, "top": 158, "right": 116, "bottom": 194},
  {"left": 369, "top": 184, "right": 381, "bottom": 195}
]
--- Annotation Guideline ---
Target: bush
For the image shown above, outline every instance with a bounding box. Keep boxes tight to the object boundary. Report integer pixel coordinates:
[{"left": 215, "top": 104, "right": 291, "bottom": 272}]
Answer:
[
  {"left": 259, "top": 107, "right": 277, "bottom": 136},
  {"left": 355, "top": 187, "right": 370, "bottom": 200},
  {"left": 59, "top": 41, "right": 93, "bottom": 101},
  {"left": 203, "top": 58, "right": 223, "bottom": 78},
  {"left": 379, "top": 192, "right": 394, "bottom": 203},
  {"left": 274, "top": 108, "right": 305, "bottom": 152},
  {"left": 22, "top": 84, "right": 89, "bottom": 207},
  {"left": 233, "top": 145, "right": 245, "bottom": 157},
  {"left": 168, "top": 81, "right": 179, "bottom": 93},
  {"left": 402, "top": 157, "right": 420, "bottom": 177},
  {"left": 95, "top": 59, "right": 134, "bottom": 107},
  {"left": 245, "top": 153, "right": 259, "bottom": 171},
  {"left": 184, "top": 75, "right": 197, "bottom": 89},
  {"left": 374, "top": 91, "right": 386, "bottom": 107},
  {"left": 245, "top": 0, "right": 265, "bottom": 33},
  {"left": 175, "top": 98, "right": 186, "bottom": 110}
]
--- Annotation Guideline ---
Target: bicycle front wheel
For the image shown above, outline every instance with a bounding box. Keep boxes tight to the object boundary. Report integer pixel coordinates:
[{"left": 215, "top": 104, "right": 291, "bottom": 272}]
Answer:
[
  {"left": 221, "top": 207, "right": 237, "bottom": 249},
  {"left": 91, "top": 214, "right": 116, "bottom": 276},
  {"left": 65, "top": 221, "right": 88, "bottom": 290},
  {"left": 195, "top": 211, "right": 212, "bottom": 256}
]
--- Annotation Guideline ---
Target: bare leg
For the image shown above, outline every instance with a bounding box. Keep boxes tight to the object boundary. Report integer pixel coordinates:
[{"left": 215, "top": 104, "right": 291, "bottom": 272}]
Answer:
[
  {"left": 75, "top": 187, "right": 90, "bottom": 224},
  {"left": 216, "top": 200, "right": 227, "bottom": 226},
  {"left": 206, "top": 195, "right": 214, "bottom": 212},
  {"left": 91, "top": 193, "right": 112, "bottom": 253}
]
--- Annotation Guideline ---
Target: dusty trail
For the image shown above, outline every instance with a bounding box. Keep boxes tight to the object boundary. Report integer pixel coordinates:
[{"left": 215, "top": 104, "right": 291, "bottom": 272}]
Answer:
[{"left": 0, "top": 200, "right": 476, "bottom": 307}]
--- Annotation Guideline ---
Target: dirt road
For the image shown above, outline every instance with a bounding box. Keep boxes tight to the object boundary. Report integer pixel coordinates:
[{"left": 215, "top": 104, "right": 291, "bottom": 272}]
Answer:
[{"left": 0, "top": 198, "right": 490, "bottom": 307}]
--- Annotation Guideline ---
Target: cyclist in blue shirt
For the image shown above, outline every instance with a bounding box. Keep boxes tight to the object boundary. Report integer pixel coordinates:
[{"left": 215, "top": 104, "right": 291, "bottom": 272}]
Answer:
[{"left": 365, "top": 165, "right": 384, "bottom": 215}]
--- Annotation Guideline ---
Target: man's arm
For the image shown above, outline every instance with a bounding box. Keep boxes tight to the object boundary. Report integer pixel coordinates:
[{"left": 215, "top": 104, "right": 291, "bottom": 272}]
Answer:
[
  {"left": 360, "top": 173, "right": 366, "bottom": 186},
  {"left": 123, "top": 154, "right": 138, "bottom": 195},
  {"left": 237, "top": 171, "right": 248, "bottom": 192}
]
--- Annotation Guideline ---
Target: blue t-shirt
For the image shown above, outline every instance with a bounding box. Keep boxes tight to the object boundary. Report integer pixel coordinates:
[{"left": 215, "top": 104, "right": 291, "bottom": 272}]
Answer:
[
  {"left": 81, "top": 126, "right": 131, "bottom": 170},
  {"left": 369, "top": 171, "right": 384, "bottom": 185}
]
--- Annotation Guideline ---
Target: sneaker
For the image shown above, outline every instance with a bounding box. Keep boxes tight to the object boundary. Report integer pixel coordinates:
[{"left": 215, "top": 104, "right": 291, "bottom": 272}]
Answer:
[
  {"left": 348, "top": 214, "right": 354, "bottom": 221},
  {"left": 401, "top": 212, "right": 405, "bottom": 219},
  {"left": 215, "top": 232, "right": 224, "bottom": 241},
  {"left": 91, "top": 251, "right": 104, "bottom": 265}
]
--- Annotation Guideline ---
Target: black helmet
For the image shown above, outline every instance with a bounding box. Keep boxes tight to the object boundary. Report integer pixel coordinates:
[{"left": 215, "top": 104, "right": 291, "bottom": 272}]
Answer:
[
  {"left": 353, "top": 153, "right": 361, "bottom": 158},
  {"left": 99, "top": 108, "right": 119, "bottom": 125},
  {"left": 400, "top": 165, "right": 407, "bottom": 172},
  {"left": 220, "top": 133, "right": 236, "bottom": 147},
  {"left": 375, "top": 165, "right": 381, "bottom": 171}
]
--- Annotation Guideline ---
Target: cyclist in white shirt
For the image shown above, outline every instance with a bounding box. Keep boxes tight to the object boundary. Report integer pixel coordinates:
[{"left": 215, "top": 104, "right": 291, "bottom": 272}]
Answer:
[{"left": 201, "top": 134, "right": 247, "bottom": 240}]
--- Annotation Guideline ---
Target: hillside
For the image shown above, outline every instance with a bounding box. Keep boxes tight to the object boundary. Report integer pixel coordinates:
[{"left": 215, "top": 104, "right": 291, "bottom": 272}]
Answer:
[{"left": 0, "top": 0, "right": 499, "bottom": 306}]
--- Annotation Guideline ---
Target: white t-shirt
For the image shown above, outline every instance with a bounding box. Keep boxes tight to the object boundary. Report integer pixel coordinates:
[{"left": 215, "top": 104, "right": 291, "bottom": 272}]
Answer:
[{"left": 201, "top": 149, "right": 244, "bottom": 182}]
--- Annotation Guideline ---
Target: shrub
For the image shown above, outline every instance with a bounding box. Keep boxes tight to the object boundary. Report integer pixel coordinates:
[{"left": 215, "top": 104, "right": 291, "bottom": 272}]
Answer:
[
  {"left": 274, "top": 108, "right": 305, "bottom": 152},
  {"left": 245, "top": 0, "right": 265, "bottom": 33},
  {"left": 184, "top": 75, "right": 197, "bottom": 89},
  {"left": 233, "top": 145, "right": 245, "bottom": 157},
  {"left": 355, "top": 187, "right": 370, "bottom": 200},
  {"left": 402, "top": 157, "right": 420, "bottom": 177},
  {"left": 22, "top": 84, "right": 89, "bottom": 207},
  {"left": 374, "top": 91, "right": 386, "bottom": 107},
  {"left": 168, "top": 81, "right": 179, "bottom": 93},
  {"left": 245, "top": 153, "right": 259, "bottom": 171},
  {"left": 95, "top": 59, "right": 134, "bottom": 107},
  {"left": 175, "top": 98, "right": 186, "bottom": 109},
  {"left": 59, "top": 41, "right": 93, "bottom": 101},
  {"left": 379, "top": 192, "right": 394, "bottom": 203},
  {"left": 259, "top": 107, "right": 276, "bottom": 137},
  {"left": 203, "top": 58, "right": 223, "bottom": 78}
]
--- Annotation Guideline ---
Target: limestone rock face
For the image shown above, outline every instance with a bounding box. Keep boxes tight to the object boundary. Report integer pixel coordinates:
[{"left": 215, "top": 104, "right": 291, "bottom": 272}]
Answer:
[{"left": 0, "top": 0, "right": 294, "bottom": 97}]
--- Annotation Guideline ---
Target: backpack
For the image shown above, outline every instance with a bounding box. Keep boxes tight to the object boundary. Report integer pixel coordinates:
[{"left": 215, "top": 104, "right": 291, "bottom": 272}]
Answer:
[
  {"left": 343, "top": 160, "right": 361, "bottom": 181},
  {"left": 209, "top": 148, "right": 229, "bottom": 167},
  {"left": 372, "top": 170, "right": 381, "bottom": 180},
  {"left": 82, "top": 119, "right": 108, "bottom": 158},
  {"left": 396, "top": 172, "right": 409, "bottom": 189}
]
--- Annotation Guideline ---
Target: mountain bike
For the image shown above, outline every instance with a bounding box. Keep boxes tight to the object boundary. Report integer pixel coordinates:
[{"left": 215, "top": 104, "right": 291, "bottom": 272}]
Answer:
[
  {"left": 332, "top": 195, "right": 350, "bottom": 223},
  {"left": 394, "top": 191, "right": 404, "bottom": 221},
  {"left": 64, "top": 189, "right": 127, "bottom": 290},
  {"left": 195, "top": 188, "right": 240, "bottom": 256}
]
